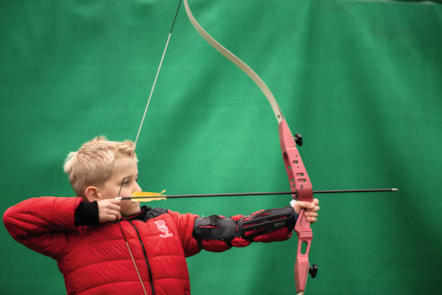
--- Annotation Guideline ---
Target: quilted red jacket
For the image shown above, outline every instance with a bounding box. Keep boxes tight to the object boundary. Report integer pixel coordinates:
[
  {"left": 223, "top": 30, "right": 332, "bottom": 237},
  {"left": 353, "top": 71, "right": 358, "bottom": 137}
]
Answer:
[{"left": 3, "top": 197, "right": 294, "bottom": 295}]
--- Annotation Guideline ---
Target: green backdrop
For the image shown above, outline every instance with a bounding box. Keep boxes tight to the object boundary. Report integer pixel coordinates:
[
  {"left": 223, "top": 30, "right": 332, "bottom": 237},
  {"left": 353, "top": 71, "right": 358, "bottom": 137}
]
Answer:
[{"left": 1, "top": 0, "right": 441, "bottom": 294}]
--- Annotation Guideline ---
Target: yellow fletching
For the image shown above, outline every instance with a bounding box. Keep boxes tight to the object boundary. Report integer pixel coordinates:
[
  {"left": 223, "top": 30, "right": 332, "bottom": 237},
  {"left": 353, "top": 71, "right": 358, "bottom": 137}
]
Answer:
[
  {"left": 132, "top": 190, "right": 166, "bottom": 197},
  {"left": 130, "top": 190, "right": 167, "bottom": 202}
]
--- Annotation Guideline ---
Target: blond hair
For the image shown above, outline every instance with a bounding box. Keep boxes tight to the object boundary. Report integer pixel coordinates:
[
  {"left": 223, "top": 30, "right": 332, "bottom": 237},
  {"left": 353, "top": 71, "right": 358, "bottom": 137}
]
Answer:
[{"left": 63, "top": 136, "right": 137, "bottom": 198}]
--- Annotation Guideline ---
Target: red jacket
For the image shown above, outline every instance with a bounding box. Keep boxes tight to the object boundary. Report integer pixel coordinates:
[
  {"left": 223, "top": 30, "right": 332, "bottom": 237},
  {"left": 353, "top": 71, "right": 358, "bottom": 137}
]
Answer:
[{"left": 3, "top": 197, "right": 294, "bottom": 295}]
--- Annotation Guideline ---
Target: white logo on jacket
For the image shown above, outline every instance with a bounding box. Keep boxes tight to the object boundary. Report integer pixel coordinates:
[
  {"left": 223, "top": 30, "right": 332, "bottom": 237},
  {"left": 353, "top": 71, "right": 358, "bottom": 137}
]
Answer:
[{"left": 154, "top": 220, "right": 173, "bottom": 238}]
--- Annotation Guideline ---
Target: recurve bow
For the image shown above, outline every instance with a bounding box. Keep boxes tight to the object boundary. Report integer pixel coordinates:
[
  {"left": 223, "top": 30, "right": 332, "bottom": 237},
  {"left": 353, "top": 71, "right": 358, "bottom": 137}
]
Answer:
[{"left": 182, "top": 1, "right": 316, "bottom": 293}]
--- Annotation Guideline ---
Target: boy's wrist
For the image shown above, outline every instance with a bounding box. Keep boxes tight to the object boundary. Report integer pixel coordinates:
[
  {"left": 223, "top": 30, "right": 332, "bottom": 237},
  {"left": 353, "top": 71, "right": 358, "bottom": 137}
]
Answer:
[{"left": 75, "top": 201, "right": 99, "bottom": 226}]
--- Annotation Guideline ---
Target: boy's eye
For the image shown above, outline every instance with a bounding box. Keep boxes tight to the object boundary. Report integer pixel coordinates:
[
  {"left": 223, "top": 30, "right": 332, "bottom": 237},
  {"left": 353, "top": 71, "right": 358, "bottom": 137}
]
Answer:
[{"left": 121, "top": 176, "right": 138, "bottom": 186}]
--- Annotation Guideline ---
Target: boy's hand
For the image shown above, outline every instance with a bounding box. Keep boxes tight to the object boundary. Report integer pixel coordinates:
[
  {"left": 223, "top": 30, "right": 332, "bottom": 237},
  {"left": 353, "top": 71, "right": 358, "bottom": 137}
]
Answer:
[
  {"left": 292, "top": 198, "right": 320, "bottom": 223},
  {"left": 97, "top": 199, "right": 122, "bottom": 223}
]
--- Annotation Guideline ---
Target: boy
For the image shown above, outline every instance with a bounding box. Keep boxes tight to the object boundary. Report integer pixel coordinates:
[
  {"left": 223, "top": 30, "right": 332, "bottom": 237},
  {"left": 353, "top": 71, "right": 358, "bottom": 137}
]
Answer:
[{"left": 3, "top": 136, "right": 319, "bottom": 295}]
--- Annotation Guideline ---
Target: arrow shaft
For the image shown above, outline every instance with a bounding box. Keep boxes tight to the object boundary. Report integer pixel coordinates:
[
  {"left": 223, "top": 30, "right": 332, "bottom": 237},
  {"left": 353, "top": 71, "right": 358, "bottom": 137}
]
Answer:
[{"left": 120, "top": 188, "right": 398, "bottom": 200}]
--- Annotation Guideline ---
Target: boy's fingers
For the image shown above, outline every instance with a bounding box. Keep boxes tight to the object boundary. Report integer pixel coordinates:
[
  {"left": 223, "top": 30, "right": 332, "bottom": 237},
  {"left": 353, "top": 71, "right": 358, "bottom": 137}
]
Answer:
[
  {"left": 109, "top": 204, "right": 121, "bottom": 211},
  {"left": 106, "top": 210, "right": 120, "bottom": 221},
  {"left": 307, "top": 217, "right": 317, "bottom": 223},
  {"left": 297, "top": 201, "right": 315, "bottom": 209},
  {"left": 306, "top": 212, "right": 318, "bottom": 218}
]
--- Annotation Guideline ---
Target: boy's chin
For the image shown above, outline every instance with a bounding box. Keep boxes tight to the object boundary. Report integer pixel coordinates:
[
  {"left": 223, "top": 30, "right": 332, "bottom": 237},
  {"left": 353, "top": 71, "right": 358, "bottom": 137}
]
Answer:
[{"left": 122, "top": 204, "right": 142, "bottom": 216}]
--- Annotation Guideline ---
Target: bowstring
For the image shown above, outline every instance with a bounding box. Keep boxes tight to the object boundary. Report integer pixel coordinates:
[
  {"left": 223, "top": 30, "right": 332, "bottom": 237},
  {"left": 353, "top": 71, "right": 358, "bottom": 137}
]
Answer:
[
  {"left": 116, "top": 3, "right": 183, "bottom": 294},
  {"left": 117, "top": 0, "right": 183, "bottom": 198}
]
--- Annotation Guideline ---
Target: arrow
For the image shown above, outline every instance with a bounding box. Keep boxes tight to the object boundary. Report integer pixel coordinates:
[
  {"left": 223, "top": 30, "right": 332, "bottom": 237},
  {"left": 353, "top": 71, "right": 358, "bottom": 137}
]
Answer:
[{"left": 118, "top": 188, "right": 398, "bottom": 202}]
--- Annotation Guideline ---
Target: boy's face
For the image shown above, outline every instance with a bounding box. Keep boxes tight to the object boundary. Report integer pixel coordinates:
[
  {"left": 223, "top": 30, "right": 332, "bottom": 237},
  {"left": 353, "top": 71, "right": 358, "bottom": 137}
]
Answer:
[{"left": 97, "top": 156, "right": 142, "bottom": 216}]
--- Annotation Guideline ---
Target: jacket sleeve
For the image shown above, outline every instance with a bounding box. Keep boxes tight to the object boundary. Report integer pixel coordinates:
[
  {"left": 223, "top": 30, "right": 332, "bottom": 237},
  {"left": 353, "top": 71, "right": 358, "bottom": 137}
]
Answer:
[
  {"left": 3, "top": 197, "right": 83, "bottom": 259},
  {"left": 169, "top": 206, "right": 296, "bottom": 257},
  {"left": 167, "top": 210, "right": 201, "bottom": 257}
]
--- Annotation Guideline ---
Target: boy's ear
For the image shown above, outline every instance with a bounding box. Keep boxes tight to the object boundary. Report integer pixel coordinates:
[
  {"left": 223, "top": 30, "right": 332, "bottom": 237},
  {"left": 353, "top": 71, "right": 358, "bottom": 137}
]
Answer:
[{"left": 84, "top": 186, "right": 101, "bottom": 202}]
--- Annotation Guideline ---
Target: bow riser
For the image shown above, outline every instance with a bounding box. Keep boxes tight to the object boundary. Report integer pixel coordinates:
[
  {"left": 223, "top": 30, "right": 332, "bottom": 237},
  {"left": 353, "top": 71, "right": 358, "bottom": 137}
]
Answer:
[
  {"left": 278, "top": 120, "right": 313, "bottom": 201},
  {"left": 279, "top": 119, "right": 313, "bottom": 294},
  {"left": 294, "top": 211, "right": 313, "bottom": 295}
]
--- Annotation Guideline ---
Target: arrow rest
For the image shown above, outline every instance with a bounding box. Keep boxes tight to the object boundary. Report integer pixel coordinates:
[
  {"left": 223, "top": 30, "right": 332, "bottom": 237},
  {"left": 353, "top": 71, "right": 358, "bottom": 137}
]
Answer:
[
  {"left": 309, "top": 264, "right": 318, "bottom": 278},
  {"left": 294, "top": 133, "right": 303, "bottom": 146}
]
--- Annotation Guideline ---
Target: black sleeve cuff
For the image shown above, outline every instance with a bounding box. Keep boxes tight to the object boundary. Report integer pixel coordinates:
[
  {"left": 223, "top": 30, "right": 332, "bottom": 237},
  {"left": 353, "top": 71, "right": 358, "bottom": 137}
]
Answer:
[{"left": 75, "top": 201, "right": 99, "bottom": 226}]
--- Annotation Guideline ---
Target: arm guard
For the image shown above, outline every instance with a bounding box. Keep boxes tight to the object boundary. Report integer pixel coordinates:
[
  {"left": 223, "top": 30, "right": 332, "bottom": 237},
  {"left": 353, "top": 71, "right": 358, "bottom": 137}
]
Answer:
[
  {"left": 237, "top": 206, "right": 296, "bottom": 241},
  {"left": 193, "top": 206, "right": 296, "bottom": 250}
]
